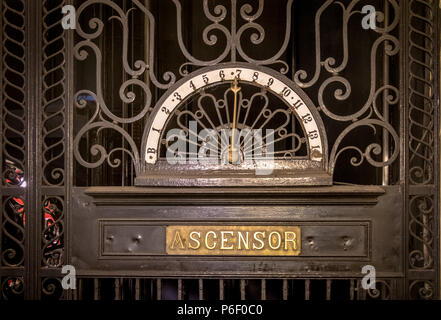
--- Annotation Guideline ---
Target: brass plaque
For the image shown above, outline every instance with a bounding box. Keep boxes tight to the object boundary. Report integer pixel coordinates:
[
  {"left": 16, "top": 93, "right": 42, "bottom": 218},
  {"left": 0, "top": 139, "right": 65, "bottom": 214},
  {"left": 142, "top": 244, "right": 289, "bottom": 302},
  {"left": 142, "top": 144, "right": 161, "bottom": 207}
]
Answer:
[{"left": 166, "top": 225, "right": 301, "bottom": 256}]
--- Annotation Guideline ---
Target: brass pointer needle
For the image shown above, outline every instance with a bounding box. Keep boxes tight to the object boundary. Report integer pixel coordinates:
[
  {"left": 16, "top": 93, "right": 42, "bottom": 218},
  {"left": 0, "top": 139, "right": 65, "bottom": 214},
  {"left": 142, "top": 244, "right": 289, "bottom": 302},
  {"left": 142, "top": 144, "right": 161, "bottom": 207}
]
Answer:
[{"left": 229, "top": 77, "right": 241, "bottom": 164}]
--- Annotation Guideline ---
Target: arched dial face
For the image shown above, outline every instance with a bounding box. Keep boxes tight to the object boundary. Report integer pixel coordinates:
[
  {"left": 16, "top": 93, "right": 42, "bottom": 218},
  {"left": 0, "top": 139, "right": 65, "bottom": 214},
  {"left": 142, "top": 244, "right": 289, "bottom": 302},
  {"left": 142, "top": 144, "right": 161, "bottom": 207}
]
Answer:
[{"left": 143, "top": 63, "right": 325, "bottom": 168}]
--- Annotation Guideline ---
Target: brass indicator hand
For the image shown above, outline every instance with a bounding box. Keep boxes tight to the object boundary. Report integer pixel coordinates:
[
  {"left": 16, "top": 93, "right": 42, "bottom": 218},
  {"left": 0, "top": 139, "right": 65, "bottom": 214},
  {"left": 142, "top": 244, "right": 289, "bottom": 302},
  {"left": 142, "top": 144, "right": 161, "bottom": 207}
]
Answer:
[{"left": 229, "top": 77, "right": 241, "bottom": 164}]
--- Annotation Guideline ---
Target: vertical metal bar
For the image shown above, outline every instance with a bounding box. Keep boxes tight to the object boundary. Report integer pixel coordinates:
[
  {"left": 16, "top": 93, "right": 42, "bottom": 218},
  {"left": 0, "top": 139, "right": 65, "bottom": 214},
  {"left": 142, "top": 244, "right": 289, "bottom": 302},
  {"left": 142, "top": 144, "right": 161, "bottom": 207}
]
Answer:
[
  {"left": 326, "top": 280, "right": 332, "bottom": 300},
  {"left": 94, "top": 278, "right": 100, "bottom": 300},
  {"left": 356, "top": 280, "right": 361, "bottom": 300},
  {"left": 219, "top": 279, "right": 224, "bottom": 300},
  {"left": 400, "top": 0, "right": 410, "bottom": 299},
  {"left": 199, "top": 279, "right": 204, "bottom": 300},
  {"left": 382, "top": 0, "right": 390, "bottom": 185},
  {"left": 135, "top": 278, "right": 140, "bottom": 300},
  {"left": 120, "top": 1, "right": 124, "bottom": 186},
  {"left": 64, "top": 0, "right": 74, "bottom": 301},
  {"left": 381, "top": 281, "right": 387, "bottom": 300},
  {"left": 350, "top": 280, "right": 355, "bottom": 300},
  {"left": 422, "top": 3, "right": 434, "bottom": 275},
  {"left": 72, "top": 279, "right": 78, "bottom": 300},
  {"left": 78, "top": 279, "right": 83, "bottom": 300},
  {"left": 437, "top": 0, "right": 441, "bottom": 300},
  {"left": 282, "top": 279, "right": 288, "bottom": 300},
  {"left": 121, "top": 278, "right": 125, "bottom": 300},
  {"left": 25, "top": 0, "right": 41, "bottom": 299},
  {"left": 240, "top": 279, "right": 246, "bottom": 300},
  {"left": 177, "top": 279, "right": 183, "bottom": 300},
  {"left": 289, "top": 2, "right": 297, "bottom": 157},
  {"left": 357, "top": 280, "right": 365, "bottom": 300},
  {"left": 230, "top": 0, "right": 237, "bottom": 61},
  {"left": 261, "top": 279, "right": 266, "bottom": 300},
  {"left": 114, "top": 278, "right": 121, "bottom": 300},
  {"left": 143, "top": 1, "right": 151, "bottom": 89},
  {"left": 156, "top": 278, "right": 161, "bottom": 300},
  {"left": 143, "top": 0, "right": 151, "bottom": 146},
  {"left": 304, "top": 280, "right": 310, "bottom": 300},
  {"left": 0, "top": 0, "right": 3, "bottom": 282},
  {"left": 129, "top": 0, "right": 135, "bottom": 186}
]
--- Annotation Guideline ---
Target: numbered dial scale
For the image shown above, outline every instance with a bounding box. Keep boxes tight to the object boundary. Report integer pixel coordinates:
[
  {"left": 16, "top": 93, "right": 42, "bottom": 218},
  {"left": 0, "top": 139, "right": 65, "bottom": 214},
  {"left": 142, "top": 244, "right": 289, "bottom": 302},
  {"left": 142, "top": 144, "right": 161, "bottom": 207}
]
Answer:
[{"left": 138, "top": 63, "right": 330, "bottom": 186}]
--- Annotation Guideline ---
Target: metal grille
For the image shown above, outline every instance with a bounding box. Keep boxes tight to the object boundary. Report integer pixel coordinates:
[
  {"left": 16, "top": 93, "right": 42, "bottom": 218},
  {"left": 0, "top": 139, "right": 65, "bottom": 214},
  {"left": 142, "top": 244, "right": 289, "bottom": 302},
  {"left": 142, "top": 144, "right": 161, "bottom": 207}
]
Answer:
[
  {"left": 0, "top": 0, "right": 439, "bottom": 300},
  {"left": 64, "top": 278, "right": 394, "bottom": 301},
  {"left": 73, "top": 0, "right": 402, "bottom": 186}
]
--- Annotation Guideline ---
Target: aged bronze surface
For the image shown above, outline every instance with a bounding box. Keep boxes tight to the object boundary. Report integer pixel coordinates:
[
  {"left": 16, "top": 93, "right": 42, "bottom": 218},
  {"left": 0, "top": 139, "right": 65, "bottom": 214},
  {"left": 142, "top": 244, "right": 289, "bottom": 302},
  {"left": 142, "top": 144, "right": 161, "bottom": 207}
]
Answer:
[{"left": 166, "top": 225, "right": 301, "bottom": 256}]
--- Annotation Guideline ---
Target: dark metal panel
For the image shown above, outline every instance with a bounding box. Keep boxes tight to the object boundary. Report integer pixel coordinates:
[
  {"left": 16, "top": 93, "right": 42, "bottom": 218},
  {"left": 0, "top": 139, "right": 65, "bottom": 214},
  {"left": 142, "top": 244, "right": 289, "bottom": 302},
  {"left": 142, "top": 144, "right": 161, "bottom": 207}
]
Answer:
[
  {"left": 97, "top": 221, "right": 370, "bottom": 258},
  {"left": 101, "top": 223, "right": 165, "bottom": 256},
  {"left": 71, "top": 186, "right": 403, "bottom": 279}
]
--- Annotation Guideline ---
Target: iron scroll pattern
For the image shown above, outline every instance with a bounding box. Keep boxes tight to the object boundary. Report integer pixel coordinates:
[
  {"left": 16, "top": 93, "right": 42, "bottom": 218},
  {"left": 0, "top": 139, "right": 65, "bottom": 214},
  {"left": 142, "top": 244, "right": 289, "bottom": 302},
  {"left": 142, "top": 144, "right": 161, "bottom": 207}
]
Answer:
[
  {"left": 406, "top": 0, "right": 439, "bottom": 300},
  {"left": 299, "top": 0, "right": 400, "bottom": 177},
  {"left": 42, "top": 0, "right": 66, "bottom": 187},
  {"left": 1, "top": 0, "right": 26, "bottom": 267},
  {"left": 0, "top": 0, "right": 27, "bottom": 301},
  {"left": 73, "top": 0, "right": 401, "bottom": 183},
  {"left": 37, "top": 0, "right": 67, "bottom": 300},
  {"left": 40, "top": 0, "right": 66, "bottom": 269},
  {"left": 41, "top": 197, "right": 64, "bottom": 268}
]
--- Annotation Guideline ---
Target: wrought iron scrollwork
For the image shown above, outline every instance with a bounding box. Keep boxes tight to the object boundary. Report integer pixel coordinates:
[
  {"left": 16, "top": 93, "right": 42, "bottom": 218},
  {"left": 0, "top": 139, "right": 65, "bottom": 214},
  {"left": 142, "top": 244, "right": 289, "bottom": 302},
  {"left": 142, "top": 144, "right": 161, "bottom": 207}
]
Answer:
[
  {"left": 41, "top": 278, "right": 64, "bottom": 300},
  {"left": 74, "top": 0, "right": 298, "bottom": 175},
  {"left": 330, "top": 119, "right": 399, "bottom": 172},
  {"left": 406, "top": 0, "right": 438, "bottom": 300},
  {"left": 409, "top": 196, "right": 434, "bottom": 269},
  {"left": 409, "top": 280, "right": 434, "bottom": 300},
  {"left": 74, "top": 0, "right": 160, "bottom": 174},
  {"left": 72, "top": 91, "right": 142, "bottom": 172},
  {"left": 1, "top": 196, "right": 25, "bottom": 267},
  {"left": 408, "top": 0, "right": 435, "bottom": 185},
  {"left": 1, "top": 277, "right": 24, "bottom": 300},
  {"left": 174, "top": 0, "right": 292, "bottom": 75},
  {"left": 42, "top": 197, "right": 64, "bottom": 267},
  {"left": 42, "top": 0, "right": 66, "bottom": 186},
  {"left": 294, "top": 0, "right": 399, "bottom": 88},
  {"left": 73, "top": 0, "right": 402, "bottom": 182},
  {"left": 302, "top": 0, "right": 401, "bottom": 174},
  {"left": 2, "top": 0, "right": 26, "bottom": 186},
  {"left": 365, "top": 280, "right": 392, "bottom": 300}
]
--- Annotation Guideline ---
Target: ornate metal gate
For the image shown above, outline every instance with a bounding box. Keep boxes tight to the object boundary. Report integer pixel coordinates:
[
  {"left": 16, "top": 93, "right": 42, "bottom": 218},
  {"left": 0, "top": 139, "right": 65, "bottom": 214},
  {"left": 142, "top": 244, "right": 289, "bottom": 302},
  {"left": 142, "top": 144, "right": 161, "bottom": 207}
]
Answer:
[{"left": 0, "top": 0, "right": 439, "bottom": 300}]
